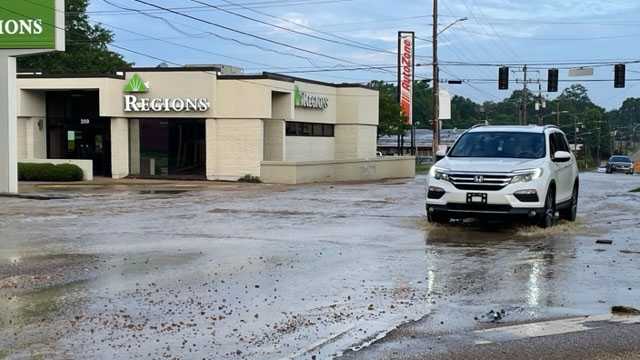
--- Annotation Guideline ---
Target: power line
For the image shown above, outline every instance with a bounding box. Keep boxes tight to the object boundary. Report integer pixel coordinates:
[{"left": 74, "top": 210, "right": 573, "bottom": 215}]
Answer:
[
  {"left": 188, "top": 0, "right": 399, "bottom": 57},
  {"left": 128, "top": 0, "right": 398, "bottom": 76},
  {"left": 85, "top": 0, "right": 355, "bottom": 15},
  {"left": 215, "top": 0, "right": 403, "bottom": 57}
]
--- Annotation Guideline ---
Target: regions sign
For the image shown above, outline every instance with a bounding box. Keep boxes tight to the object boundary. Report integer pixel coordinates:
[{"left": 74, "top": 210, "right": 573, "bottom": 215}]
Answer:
[
  {"left": 294, "top": 85, "right": 329, "bottom": 110},
  {"left": 398, "top": 31, "right": 414, "bottom": 125},
  {"left": 123, "top": 74, "right": 211, "bottom": 112},
  {"left": 0, "top": 0, "right": 56, "bottom": 49}
]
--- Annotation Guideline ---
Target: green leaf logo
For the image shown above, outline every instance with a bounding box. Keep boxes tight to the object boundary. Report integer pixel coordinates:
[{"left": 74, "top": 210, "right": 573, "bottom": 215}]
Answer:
[
  {"left": 294, "top": 86, "right": 302, "bottom": 106},
  {"left": 124, "top": 74, "right": 149, "bottom": 93}
]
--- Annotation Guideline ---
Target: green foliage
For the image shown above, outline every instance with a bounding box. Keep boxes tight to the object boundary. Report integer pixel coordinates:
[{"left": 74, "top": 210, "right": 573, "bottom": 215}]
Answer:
[
  {"left": 369, "top": 81, "right": 409, "bottom": 137},
  {"left": 17, "top": 0, "right": 132, "bottom": 73},
  {"left": 631, "top": 187, "right": 640, "bottom": 193},
  {"left": 18, "top": 163, "right": 83, "bottom": 182},
  {"left": 238, "top": 174, "right": 262, "bottom": 183}
]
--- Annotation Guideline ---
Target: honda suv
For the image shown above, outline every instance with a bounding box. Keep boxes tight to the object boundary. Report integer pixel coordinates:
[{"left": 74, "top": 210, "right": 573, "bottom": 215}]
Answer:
[{"left": 426, "top": 125, "right": 579, "bottom": 228}]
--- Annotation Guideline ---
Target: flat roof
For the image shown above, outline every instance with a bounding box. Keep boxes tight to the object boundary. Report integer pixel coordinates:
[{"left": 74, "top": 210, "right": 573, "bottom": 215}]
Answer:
[
  {"left": 17, "top": 68, "right": 375, "bottom": 90},
  {"left": 217, "top": 72, "right": 376, "bottom": 90}
]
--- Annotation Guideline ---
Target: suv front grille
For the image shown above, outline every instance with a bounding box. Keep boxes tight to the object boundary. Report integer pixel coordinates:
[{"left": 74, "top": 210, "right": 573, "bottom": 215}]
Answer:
[{"left": 448, "top": 173, "right": 513, "bottom": 191}]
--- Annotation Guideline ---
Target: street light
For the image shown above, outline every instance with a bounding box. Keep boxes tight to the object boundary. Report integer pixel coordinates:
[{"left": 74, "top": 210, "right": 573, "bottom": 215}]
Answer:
[
  {"left": 438, "top": 17, "right": 469, "bottom": 36},
  {"left": 432, "top": 9, "right": 467, "bottom": 158}
]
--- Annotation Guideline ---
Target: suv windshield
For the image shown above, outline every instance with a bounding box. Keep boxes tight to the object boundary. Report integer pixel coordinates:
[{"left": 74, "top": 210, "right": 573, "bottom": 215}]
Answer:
[
  {"left": 449, "top": 131, "right": 546, "bottom": 159},
  {"left": 610, "top": 156, "right": 632, "bottom": 163}
]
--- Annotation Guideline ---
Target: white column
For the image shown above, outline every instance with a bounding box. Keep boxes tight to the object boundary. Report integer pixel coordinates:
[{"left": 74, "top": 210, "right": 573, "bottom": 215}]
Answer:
[
  {"left": 0, "top": 56, "right": 17, "bottom": 193},
  {"left": 110, "top": 117, "right": 129, "bottom": 179}
]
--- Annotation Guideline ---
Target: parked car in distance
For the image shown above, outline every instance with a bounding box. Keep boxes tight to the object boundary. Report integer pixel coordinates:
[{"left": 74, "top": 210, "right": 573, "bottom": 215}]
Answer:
[
  {"left": 425, "top": 125, "right": 579, "bottom": 228},
  {"left": 606, "top": 155, "right": 634, "bottom": 174}
]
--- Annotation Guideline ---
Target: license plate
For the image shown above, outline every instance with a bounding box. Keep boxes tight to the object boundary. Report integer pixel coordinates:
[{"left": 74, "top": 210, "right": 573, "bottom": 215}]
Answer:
[{"left": 467, "top": 193, "right": 487, "bottom": 204}]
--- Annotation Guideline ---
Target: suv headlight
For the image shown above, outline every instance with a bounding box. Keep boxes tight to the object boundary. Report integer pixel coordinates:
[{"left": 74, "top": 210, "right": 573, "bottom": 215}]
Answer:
[
  {"left": 511, "top": 168, "right": 543, "bottom": 184},
  {"left": 429, "top": 166, "right": 450, "bottom": 181}
]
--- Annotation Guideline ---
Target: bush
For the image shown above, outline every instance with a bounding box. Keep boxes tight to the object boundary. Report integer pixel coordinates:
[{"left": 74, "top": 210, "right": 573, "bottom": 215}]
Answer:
[
  {"left": 18, "top": 163, "right": 84, "bottom": 182},
  {"left": 238, "top": 174, "right": 262, "bottom": 183}
]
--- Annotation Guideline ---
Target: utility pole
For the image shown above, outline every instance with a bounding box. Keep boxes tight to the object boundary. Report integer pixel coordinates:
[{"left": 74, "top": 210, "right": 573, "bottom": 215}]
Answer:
[
  {"left": 522, "top": 65, "right": 528, "bottom": 125},
  {"left": 432, "top": 0, "right": 439, "bottom": 158}
]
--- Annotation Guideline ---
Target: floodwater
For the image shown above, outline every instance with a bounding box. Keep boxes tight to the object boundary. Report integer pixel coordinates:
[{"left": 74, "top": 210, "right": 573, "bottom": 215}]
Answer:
[{"left": 0, "top": 173, "right": 638, "bottom": 359}]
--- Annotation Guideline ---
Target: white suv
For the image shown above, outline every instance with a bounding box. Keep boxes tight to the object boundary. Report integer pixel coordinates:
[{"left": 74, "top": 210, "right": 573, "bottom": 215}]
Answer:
[{"left": 426, "top": 125, "right": 579, "bottom": 228}]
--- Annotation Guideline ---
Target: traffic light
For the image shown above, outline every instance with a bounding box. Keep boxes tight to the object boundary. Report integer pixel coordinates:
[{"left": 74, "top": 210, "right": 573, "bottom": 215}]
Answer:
[
  {"left": 547, "top": 68, "right": 559, "bottom": 92},
  {"left": 614, "top": 64, "right": 625, "bottom": 88},
  {"left": 498, "top": 66, "right": 509, "bottom": 90}
]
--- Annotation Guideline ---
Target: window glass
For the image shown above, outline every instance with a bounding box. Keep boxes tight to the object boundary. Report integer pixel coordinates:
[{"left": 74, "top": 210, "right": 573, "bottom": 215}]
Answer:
[
  {"left": 285, "top": 122, "right": 335, "bottom": 137},
  {"left": 313, "top": 124, "right": 323, "bottom": 136},
  {"left": 324, "top": 124, "right": 334, "bottom": 137},
  {"left": 449, "top": 132, "right": 546, "bottom": 159},
  {"left": 549, "top": 133, "right": 558, "bottom": 155}
]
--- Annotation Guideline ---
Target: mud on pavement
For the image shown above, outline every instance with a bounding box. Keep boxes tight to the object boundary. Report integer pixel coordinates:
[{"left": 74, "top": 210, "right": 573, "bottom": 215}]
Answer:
[{"left": 0, "top": 173, "right": 639, "bottom": 359}]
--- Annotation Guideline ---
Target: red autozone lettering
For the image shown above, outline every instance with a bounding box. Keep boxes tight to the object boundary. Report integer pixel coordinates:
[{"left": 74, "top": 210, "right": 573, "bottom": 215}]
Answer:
[{"left": 399, "top": 35, "right": 413, "bottom": 124}]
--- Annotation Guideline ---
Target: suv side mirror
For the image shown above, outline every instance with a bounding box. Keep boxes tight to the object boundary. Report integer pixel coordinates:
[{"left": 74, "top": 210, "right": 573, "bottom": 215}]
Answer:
[{"left": 553, "top": 150, "right": 571, "bottom": 162}]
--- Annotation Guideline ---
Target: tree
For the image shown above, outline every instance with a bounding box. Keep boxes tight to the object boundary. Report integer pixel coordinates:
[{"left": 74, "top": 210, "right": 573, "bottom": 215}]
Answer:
[
  {"left": 369, "top": 81, "right": 408, "bottom": 138},
  {"left": 18, "top": 0, "right": 132, "bottom": 73}
]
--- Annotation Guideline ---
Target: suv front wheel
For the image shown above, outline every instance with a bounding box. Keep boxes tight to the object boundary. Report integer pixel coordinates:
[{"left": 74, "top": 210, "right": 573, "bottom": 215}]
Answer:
[
  {"left": 428, "top": 211, "right": 449, "bottom": 225},
  {"left": 538, "top": 187, "right": 556, "bottom": 228}
]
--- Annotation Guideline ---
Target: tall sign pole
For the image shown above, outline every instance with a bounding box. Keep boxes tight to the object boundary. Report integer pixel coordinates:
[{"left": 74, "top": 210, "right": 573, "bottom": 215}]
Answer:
[
  {"left": 432, "top": 0, "right": 439, "bottom": 158},
  {"left": 398, "top": 31, "right": 415, "bottom": 155},
  {"left": 0, "top": 0, "right": 64, "bottom": 193}
]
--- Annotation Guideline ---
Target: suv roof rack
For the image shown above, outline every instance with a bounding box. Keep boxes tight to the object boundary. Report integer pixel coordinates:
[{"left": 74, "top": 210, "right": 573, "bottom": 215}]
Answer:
[
  {"left": 543, "top": 125, "right": 560, "bottom": 130},
  {"left": 471, "top": 122, "right": 490, "bottom": 129}
]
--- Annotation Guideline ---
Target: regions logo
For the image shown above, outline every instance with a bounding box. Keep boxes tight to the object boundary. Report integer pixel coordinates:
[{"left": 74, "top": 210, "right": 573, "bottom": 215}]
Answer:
[
  {"left": 123, "top": 73, "right": 150, "bottom": 93},
  {"left": 122, "top": 74, "right": 210, "bottom": 113},
  {"left": 294, "top": 86, "right": 328, "bottom": 111}
]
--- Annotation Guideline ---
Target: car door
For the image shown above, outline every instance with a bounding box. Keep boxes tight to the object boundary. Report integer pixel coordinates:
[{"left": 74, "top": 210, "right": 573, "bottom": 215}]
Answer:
[{"left": 550, "top": 132, "right": 573, "bottom": 202}]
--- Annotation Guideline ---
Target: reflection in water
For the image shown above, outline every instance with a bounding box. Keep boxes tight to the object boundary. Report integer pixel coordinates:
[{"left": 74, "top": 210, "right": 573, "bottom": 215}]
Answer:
[{"left": 528, "top": 258, "right": 542, "bottom": 307}]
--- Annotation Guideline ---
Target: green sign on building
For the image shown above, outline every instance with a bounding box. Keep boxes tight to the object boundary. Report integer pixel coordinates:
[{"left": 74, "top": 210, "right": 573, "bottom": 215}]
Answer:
[{"left": 0, "top": 0, "right": 56, "bottom": 49}]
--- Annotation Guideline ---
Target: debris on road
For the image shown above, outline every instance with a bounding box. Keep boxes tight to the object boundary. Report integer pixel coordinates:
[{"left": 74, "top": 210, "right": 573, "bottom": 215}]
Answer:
[
  {"left": 477, "top": 309, "right": 506, "bottom": 323},
  {"left": 611, "top": 306, "right": 640, "bottom": 315},
  {"left": 596, "top": 239, "right": 613, "bottom": 245}
]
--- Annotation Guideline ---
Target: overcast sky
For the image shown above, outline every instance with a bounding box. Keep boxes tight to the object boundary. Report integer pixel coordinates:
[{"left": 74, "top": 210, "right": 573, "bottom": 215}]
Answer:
[{"left": 88, "top": 0, "right": 640, "bottom": 110}]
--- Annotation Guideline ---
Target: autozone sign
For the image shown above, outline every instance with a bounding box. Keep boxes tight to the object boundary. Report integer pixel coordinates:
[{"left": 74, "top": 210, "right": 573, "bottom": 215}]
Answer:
[{"left": 398, "top": 31, "right": 414, "bottom": 125}]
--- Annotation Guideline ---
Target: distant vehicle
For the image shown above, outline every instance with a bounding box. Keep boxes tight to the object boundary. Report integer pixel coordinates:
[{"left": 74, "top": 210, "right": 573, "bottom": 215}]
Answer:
[
  {"left": 606, "top": 156, "right": 634, "bottom": 174},
  {"left": 425, "top": 125, "right": 579, "bottom": 228}
]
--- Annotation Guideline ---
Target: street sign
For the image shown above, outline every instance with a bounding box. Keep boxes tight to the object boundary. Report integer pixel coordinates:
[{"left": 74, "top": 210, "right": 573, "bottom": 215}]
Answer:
[
  {"left": 0, "top": 0, "right": 65, "bottom": 193},
  {"left": 568, "top": 67, "right": 594, "bottom": 77}
]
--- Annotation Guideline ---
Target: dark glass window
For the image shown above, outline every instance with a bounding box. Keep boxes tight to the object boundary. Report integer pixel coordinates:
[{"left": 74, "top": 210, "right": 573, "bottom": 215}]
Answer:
[
  {"left": 449, "top": 132, "right": 546, "bottom": 159},
  {"left": 285, "top": 122, "right": 335, "bottom": 137}
]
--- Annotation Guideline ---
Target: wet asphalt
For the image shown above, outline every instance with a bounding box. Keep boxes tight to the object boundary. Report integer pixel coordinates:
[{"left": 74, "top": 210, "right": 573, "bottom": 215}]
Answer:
[{"left": 0, "top": 172, "right": 639, "bottom": 359}]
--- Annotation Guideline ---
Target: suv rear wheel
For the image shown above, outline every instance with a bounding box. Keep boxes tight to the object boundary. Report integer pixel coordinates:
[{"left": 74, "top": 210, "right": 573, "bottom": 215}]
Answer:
[
  {"left": 559, "top": 182, "right": 578, "bottom": 222},
  {"left": 538, "top": 187, "right": 556, "bottom": 228}
]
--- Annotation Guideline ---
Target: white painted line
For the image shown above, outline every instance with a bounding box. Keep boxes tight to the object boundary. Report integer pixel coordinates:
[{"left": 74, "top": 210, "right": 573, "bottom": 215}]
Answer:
[{"left": 474, "top": 314, "right": 640, "bottom": 344}]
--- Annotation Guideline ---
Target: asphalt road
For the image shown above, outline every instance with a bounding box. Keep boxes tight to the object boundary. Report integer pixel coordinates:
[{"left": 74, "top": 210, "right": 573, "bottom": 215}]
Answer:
[{"left": 0, "top": 172, "right": 639, "bottom": 359}]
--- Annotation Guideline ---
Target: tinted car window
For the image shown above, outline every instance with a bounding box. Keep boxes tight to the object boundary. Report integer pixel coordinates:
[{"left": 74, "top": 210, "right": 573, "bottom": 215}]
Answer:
[
  {"left": 449, "top": 132, "right": 546, "bottom": 159},
  {"left": 610, "top": 156, "right": 632, "bottom": 163}
]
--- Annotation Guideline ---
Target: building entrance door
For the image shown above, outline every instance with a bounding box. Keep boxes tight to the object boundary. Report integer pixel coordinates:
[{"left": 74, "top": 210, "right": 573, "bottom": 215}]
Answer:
[{"left": 46, "top": 91, "right": 111, "bottom": 177}]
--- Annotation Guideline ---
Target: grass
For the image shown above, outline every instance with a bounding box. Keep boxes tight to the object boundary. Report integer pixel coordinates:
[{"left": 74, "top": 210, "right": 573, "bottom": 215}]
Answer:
[{"left": 416, "top": 163, "right": 431, "bottom": 174}]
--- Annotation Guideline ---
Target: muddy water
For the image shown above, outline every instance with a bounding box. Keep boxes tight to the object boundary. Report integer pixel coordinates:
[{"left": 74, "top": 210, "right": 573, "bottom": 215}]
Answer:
[{"left": 0, "top": 173, "right": 638, "bottom": 359}]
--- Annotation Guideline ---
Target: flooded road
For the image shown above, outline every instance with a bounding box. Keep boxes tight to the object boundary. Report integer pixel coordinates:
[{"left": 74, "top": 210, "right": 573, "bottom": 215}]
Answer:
[{"left": 0, "top": 172, "right": 638, "bottom": 359}]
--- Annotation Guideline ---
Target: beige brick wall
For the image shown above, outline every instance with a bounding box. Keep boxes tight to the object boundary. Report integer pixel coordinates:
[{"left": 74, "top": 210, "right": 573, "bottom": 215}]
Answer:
[
  {"left": 264, "top": 119, "right": 285, "bottom": 161},
  {"left": 111, "top": 118, "right": 129, "bottom": 179},
  {"left": 286, "top": 137, "right": 335, "bottom": 161},
  {"left": 335, "top": 124, "right": 378, "bottom": 160},
  {"left": 261, "top": 156, "right": 415, "bottom": 184},
  {"left": 16, "top": 116, "right": 46, "bottom": 160},
  {"left": 206, "top": 118, "right": 263, "bottom": 181}
]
